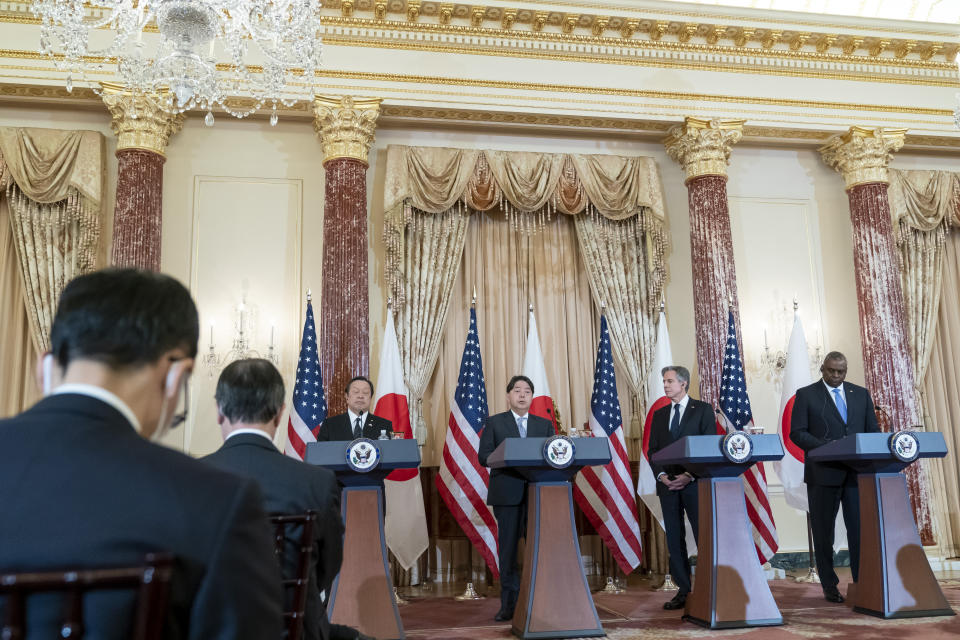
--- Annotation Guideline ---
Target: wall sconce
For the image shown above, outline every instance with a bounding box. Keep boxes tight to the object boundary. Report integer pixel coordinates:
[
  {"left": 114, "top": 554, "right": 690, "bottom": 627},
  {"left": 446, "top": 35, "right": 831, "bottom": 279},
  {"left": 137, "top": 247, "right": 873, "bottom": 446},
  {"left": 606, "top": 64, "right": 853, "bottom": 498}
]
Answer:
[
  {"left": 758, "top": 300, "right": 824, "bottom": 383},
  {"left": 204, "top": 298, "right": 279, "bottom": 377}
]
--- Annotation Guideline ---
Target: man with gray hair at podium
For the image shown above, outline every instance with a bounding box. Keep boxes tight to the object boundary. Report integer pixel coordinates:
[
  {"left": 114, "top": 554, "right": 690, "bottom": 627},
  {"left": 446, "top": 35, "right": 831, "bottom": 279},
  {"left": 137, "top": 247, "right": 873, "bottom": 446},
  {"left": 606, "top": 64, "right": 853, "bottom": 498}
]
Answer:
[
  {"left": 478, "top": 375, "right": 554, "bottom": 622},
  {"left": 647, "top": 365, "right": 715, "bottom": 611},
  {"left": 790, "top": 351, "right": 879, "bottom": 604}
]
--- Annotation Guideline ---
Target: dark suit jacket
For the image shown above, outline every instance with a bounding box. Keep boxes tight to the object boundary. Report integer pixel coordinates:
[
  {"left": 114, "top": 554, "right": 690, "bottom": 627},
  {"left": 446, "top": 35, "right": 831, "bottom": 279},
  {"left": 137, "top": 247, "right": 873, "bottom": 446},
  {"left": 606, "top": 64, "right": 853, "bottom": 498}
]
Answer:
[
  {"left": 789, "top": 380, "right": 879, "bottom": 486},
  {"left": 477, "top": 411, "right": 555, "bottom": 506},
  {"left": 202, "top": 433, "right": 343, "bottom": 640},
  {"left": 647, "top": 397, "right": 717, "bottom": 496},
  {"left": 0, "top": 394, "right": 283, "bottom": 640},
  {"left": 315, "top": 411, "right": 392, "bottom": 441}
]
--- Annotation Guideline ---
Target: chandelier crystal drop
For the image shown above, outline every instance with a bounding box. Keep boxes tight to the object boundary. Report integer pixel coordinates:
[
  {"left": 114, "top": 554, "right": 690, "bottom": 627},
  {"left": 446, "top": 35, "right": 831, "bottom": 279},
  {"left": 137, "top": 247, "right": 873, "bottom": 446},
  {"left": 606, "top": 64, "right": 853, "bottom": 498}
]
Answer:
[{"left": 32, "top": 0, "right": 323, "bottom": 120}]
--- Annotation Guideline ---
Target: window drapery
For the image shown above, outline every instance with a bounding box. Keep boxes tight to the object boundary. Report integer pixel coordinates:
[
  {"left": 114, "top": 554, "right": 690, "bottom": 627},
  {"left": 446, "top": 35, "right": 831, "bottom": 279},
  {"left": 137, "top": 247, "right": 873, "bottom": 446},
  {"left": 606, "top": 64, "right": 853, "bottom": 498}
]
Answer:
[{"left": 0, "top": 127, "right": 104, "bottom": 417}]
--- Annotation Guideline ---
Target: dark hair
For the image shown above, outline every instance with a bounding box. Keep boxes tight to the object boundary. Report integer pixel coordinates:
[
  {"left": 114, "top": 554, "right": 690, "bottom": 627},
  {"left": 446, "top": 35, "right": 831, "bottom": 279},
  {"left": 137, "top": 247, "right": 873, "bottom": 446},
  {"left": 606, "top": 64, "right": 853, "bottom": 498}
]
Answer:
[
  {"left": 661, "top": 365, "right": 690, "bottom": 387},
  {"left": 344, "top": 375, "right": 374, "bottom": 395},
  {"left": 215, "top": 359, "right": 285, "bottom": 424},
  {"left": 50, "top": 268, "right": 199, "bottom": 369},
  {"left": 823, "top": 351, "right": 847, "bottom": 364},
  {"left": 506, "top": 375, "right": 534, "bottom": 394}
]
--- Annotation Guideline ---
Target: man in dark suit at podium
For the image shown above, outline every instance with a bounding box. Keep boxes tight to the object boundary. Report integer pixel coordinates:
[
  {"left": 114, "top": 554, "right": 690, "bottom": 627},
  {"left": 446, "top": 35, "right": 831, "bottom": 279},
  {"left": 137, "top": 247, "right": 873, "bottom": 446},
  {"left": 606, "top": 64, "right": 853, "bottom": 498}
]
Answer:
[
  {"left": 790, "top": 351, "right": 879, "bottom": 604},
  {"left": 202, "top": 358, "right": 345, "bottom": 640},
  {"left": 316, "top": 376, "right": 393, "bottom": 441},
  {"left": 478, "top": 375, "right": 554, "bottom": 622},
  {"left": 0, "top": 269, "right": 283, "bottom": 639},
  {"left": 647, "top": 365, "right": 716, "bottom": 611}
]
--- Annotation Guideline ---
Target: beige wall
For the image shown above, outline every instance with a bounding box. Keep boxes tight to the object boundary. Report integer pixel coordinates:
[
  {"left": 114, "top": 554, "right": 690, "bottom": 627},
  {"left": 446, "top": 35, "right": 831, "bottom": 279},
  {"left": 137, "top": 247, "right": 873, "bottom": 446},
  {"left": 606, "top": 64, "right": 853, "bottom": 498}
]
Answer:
[{"left": 5, "top": 101, "right": 960, "bottom": 552}]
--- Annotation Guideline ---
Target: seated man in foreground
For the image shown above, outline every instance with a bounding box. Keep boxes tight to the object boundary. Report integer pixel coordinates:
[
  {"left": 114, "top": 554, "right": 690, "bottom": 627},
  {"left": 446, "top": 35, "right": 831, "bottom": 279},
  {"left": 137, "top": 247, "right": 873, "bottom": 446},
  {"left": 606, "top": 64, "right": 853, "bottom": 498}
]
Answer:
[
  {"left": 203, "top": 358, "right": 366, "bottom": 640},
  {"left": 0, "top": 268, "right": 283, "bottom": 639}
]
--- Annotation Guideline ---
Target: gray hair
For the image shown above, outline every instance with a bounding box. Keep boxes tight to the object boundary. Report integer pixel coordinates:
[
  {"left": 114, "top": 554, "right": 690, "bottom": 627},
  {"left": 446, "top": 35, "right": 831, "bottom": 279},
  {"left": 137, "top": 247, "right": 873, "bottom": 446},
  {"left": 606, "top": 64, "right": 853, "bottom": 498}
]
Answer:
[
  {"left": 822, "top": 351, "right": 847, "bottom": 365},
  {"left": 661, "top": 365, "right": 690, "bottom": 387},
  {"left": 216, "top": 358, "right": 285, "bottom": 424}
]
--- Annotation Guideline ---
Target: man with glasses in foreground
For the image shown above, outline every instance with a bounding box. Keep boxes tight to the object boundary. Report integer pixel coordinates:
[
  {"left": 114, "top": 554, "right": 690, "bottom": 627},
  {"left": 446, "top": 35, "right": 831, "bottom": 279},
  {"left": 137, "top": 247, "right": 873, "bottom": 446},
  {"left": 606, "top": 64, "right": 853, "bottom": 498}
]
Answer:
[{"left": 0, "top": 268, "right": 283, "bottom": 639}]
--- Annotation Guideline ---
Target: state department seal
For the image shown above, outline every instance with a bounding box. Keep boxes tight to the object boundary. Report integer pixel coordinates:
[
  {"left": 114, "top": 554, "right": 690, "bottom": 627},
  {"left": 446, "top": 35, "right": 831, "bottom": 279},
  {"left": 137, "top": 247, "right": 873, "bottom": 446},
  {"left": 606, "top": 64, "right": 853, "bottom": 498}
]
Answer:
[
  {"left": 543, "top": 435, "right": 576, "bottom": 469},
  {"left": 889, "top": 431, "right": 920, "bottom": 463},
  {"left": 346, "top": 438, "right": 381, "bottom": 473},
  {"left": 721, "top": 431, "right": 753, "bottom": 464}
]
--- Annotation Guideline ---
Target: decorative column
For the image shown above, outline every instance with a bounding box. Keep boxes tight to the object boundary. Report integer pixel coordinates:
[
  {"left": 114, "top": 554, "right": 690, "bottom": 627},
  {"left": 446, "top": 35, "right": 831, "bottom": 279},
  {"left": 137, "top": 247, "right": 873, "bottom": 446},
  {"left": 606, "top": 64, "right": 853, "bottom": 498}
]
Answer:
[
  {"left": 664, "top": 117, "right": 745, "bottom": 407},
  {"left": 101, "top": 82, "right": 184, "bottom": 271},
  {"left": 820, "top": 126, "right": 933, "bottom": 544},
  {"left": 313, "top": 95, "right": 381, "bottom": 414}
]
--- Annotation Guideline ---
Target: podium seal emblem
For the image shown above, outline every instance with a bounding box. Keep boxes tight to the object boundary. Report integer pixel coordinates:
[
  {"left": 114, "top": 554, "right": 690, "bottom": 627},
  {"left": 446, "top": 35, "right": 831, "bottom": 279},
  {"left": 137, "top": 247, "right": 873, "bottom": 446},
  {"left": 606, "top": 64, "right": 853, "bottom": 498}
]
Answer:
[
  {"left": 890, "top": 431, "right": 920, "bottom": 463},
  {"left": 543, "top": 435, "right": 576, "bottom": 469},
  {"left": 721, "top": 431, "right": 753, "bottom": 464},
  {"left": 346, "top": 438, "right": 381, "bottom": 472}
]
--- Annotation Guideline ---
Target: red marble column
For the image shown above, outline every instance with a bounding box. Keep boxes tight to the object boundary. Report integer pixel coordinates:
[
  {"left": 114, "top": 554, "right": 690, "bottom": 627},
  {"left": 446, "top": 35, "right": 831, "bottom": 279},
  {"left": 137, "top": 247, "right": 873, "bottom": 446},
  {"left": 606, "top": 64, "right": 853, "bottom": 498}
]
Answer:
[
  {"left": 112, "top": 149, "right": 165, "bottom": 271},
  {"left": 821, "top": 126, "right": 933, "bottom": 544},
  {"left": 313, "top": 95, "right": 381, "bottom": 414},
  {"left": 665, "top": 118, "right": 745, "bottom": 406},
  {"left": 101, "top": 83, "right": 183, "bottom": 271},
  {"left": 320, "top": 158, "right": 370, "bottom": 414},
  {"left": 847, "top": 182, "right": 932, "bottom": 543},
  {"left": 687, "top": 174, "right": 744, "bottom": 407}
]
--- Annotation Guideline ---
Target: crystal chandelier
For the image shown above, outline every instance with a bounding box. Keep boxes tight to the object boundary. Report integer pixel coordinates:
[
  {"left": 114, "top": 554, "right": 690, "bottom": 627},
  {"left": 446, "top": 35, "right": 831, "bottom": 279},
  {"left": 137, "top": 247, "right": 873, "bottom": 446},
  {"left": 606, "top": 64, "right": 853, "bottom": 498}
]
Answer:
[{"left": 32, "top": 1, "right": 323, "bottom": 123}]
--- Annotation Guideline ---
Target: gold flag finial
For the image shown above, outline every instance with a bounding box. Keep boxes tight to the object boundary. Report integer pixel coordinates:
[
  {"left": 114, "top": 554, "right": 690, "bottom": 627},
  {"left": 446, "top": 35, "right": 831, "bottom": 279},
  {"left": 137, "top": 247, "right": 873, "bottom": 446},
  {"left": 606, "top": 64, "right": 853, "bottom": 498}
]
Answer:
[
  {"left": 471, "top": 286, "right": 477, "bottom": 307},
  {"left": 306, "top": 289, "right": 312, "bottom": 303},
  {"left": 528, "top": 302, "right": 534, "bottom": 313}
]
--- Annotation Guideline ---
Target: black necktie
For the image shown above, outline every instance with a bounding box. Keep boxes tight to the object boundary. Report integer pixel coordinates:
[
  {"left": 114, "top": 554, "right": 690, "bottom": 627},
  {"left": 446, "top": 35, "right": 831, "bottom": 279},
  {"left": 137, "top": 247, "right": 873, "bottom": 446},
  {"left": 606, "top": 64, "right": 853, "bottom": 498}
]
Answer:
[
  {"left": 353, "top": 416, "right": 363, "bottom": 439},
  {"left": 670, "top": 404, "right": 681, "bottom": 438}
]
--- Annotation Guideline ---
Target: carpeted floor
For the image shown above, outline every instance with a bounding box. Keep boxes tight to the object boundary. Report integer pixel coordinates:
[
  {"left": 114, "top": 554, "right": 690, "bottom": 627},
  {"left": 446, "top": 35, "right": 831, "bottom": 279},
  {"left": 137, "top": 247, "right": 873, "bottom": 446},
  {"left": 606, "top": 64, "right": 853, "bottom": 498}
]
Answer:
[{"left": 397, "top": 576, "right": 960, "bottom": 639}]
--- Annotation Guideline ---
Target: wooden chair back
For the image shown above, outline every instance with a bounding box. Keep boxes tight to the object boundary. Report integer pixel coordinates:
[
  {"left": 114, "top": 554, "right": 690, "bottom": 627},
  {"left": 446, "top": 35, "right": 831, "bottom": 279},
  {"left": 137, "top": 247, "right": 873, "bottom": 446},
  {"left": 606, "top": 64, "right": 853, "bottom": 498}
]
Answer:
[
  {"left": 269, "top": 511, "right": 317, "bottom": 640},
  {"left": 0, "top": 552, "right": 173, "bottom": 640}
]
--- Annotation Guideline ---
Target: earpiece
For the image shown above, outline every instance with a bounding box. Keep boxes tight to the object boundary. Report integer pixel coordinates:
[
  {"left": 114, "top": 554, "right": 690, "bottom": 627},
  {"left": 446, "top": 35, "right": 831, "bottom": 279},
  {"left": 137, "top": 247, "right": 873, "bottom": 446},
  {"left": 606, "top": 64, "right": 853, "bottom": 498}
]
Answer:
[{"left": 41, "top": 353, "right": 54, "bottom": 395}]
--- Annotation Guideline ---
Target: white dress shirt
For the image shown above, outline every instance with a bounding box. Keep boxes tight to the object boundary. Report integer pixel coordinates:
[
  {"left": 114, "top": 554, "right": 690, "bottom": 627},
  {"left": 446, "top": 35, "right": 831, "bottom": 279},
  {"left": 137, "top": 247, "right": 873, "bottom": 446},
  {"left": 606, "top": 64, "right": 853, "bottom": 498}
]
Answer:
[
  {"left": 657, "top": 394, "right": 691, "bottom": 481},
  {"left": 347, "top": 409, "right": 368, "bottom": 434},
  {"left": 511, "top": 410, "right": 529, "bottom": 437},
  {"left": 823, "top": 380, "right": 845, "bottom": 408},
  {"left": 226, "top": 428, "right": 275, "bottom": 444},
  {"left": 53, "top": 383, "right": 141, "bottom": 434}
]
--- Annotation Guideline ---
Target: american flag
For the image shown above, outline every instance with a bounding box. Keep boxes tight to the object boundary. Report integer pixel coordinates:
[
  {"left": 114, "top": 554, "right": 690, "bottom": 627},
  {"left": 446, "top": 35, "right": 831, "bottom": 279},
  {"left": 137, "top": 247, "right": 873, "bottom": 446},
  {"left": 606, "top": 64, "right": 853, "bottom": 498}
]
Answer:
[
  {"left": 573, "top": 315, "right": 643, "bottom": 573},
  {"left": 717, "top": 310, "right": 779, "bottom": 563},
  {"left": 285, "top": 299, "right": 327, "bottom": 460},
  {"left": 436, "top": 308, "right": 500, "bottom": 577}
]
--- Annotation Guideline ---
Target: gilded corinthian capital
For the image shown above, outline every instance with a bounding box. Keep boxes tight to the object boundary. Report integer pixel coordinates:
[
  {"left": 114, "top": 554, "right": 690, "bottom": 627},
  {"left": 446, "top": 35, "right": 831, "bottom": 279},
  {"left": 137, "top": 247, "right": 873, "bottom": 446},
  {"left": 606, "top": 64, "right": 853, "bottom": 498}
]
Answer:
[
  {"left": 664, "top": 117, "right": 745, "bottom": 182},
  {"left": 313, "top": 95, "right": 382, "bottom": 166},
  {"left": 100, "top": 82, "right": 184, "bottom": 157},
  {"left": 819, "top": 126, "right": 906, "bottom": 189}
]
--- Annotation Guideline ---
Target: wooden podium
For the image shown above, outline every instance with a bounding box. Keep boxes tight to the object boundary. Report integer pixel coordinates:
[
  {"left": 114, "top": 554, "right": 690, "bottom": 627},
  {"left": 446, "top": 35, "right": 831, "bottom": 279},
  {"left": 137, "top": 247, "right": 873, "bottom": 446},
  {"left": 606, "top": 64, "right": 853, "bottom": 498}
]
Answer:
[
  {"left": 487, "top": 436, "right": 611, "bottom": 639},
  {"left": 306, "top": 439, "right": 420, "bottom": 640},
  {"left": 808, "top": 431, "right": 954, "bottom": 619},
  {"left": 651, "top": 433, "right": 785, "bottom": 629}
]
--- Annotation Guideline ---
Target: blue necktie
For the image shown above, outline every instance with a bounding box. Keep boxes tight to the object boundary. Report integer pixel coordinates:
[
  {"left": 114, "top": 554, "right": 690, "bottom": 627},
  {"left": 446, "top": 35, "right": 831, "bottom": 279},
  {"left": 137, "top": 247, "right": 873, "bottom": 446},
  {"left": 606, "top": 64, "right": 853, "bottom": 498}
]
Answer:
[
  {"left": 832, "top": 388, "right": 848, "bottom": 423},
  {"left": 517, "top": 416, "right": 527, "bottom": 438},
  {"left": 670, "top": 404, "right": 681, "bottom": 438}
]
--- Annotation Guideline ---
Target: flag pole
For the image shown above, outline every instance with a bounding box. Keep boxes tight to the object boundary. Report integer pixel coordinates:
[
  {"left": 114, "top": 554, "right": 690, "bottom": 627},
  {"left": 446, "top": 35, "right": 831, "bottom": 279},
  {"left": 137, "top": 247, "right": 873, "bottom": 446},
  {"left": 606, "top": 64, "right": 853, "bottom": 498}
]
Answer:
[
  {"left": 455, "top": 284, "right": 485, "bottom": 602},
  {"left": 795, "top": 513, "right": 821, "bottom": 583}
]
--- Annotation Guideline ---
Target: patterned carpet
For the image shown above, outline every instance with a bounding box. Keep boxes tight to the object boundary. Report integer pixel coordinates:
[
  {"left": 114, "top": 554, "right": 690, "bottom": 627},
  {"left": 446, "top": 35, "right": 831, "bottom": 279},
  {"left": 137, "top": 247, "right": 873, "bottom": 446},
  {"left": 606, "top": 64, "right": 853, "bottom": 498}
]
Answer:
[{"left": 397, "top": 577, "right": 960, "bottom": 639}]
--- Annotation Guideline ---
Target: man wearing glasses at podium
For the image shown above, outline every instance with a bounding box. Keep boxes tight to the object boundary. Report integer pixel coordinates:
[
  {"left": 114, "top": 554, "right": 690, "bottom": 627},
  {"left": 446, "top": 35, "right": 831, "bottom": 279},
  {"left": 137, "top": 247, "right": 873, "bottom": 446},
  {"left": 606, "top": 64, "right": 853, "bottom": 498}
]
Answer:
[{"left": 478, "top": 375, "right": 554, "bottom": 623}]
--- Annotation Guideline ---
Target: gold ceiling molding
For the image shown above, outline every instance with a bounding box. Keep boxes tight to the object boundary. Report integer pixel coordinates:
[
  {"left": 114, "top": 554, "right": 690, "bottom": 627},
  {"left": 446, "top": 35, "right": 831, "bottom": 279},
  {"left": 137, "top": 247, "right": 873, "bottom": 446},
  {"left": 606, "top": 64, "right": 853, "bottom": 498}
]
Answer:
[
  {"left": 0, "top": 66, "right": 955, "bottom": 119},
  {"left": 0, "top": 79, "right": 956, "bottom": 148},
  {"left": 1, "top": 1, "right": 957, "bottom": 66},
  {"left": 321, "top": 33, "right": 959, "bottom": 87},
  {"left": 312, "top": 15, "right": 957, "bottom": 69}
]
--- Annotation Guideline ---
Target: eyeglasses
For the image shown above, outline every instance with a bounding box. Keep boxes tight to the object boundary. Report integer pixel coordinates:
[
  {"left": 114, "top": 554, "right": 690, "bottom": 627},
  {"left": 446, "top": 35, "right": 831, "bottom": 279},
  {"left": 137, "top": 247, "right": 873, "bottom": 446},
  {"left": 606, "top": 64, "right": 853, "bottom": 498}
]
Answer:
[{"left": 170, "top": 371, "right": 191, "bottom": 430}]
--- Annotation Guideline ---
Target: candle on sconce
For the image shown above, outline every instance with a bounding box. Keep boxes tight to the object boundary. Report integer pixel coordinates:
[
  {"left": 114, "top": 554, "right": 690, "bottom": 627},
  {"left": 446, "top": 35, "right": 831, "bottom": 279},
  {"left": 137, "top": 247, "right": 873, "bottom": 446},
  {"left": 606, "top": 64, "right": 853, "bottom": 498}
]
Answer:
[
  {"left": 208, "top": 40, "right": 215, "bottom": 58},
  {"left": 270, "top": 324, "right": 276, "bottom": 348},
  {"left": 209, "top": 322, "right": 214, "bottom": 346},
  {"left": 762, "top": 326, "right": 769, "bottom": 350}
]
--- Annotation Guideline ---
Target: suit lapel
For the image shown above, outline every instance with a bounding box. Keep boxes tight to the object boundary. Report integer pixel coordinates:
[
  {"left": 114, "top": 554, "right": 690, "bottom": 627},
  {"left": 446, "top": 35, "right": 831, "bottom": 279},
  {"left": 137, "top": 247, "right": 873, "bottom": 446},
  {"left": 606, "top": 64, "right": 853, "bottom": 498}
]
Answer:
[
  {"left": 506, "top": 412, "right": 521, "bottom": 438},
  {"left": 818, "top": 383, "right": 845, "bottom": 426}
]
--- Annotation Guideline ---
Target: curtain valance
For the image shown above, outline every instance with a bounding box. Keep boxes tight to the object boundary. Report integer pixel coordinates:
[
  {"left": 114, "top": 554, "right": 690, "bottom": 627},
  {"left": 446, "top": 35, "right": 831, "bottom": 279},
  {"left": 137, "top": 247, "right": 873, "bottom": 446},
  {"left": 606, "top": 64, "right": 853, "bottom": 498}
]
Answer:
[
  {"left": 383, "top": 145, "right": 666, "bottom": 220},
  {"left": 888, "top": 169, "right": 960, "bottom": 236},
  {"left": 0, "top": 127, "right": 103, "bottom": 207}
]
